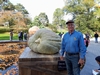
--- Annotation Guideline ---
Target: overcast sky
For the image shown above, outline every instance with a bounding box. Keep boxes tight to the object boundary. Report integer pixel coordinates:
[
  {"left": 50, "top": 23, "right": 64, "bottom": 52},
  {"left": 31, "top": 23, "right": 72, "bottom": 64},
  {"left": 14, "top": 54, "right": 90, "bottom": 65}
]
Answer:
[{"left": 10, "top": 0, "right": 64, "bottom": 23}]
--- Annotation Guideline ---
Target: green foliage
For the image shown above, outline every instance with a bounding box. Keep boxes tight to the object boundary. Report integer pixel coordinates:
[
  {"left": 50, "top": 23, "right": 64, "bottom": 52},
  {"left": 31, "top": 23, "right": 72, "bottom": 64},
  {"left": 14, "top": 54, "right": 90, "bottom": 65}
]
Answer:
[
  {"left": 32, "top": 13, "right": 49, "bottom": 28},
  {"left": 0, "top": 27, "right": 10, "bottom": 33},
  {"left": 8, "top": 18, "right": 16, "bottom": 26},
  {"left": 38, "top": 12, "right": 49, "bottom": 26},
  {"left": 53, "top": 8, "right": 64, "bottom": 26},
  {"left": 22, "top": 10, "right": 29, "bottom": 14},
  {"left": 31, "top": 16, "right": 41, "bottom": 27},
  {"left": 15, "top": 3, "right": 29, "bottom": 14},
  {"left": 0, "top": 27, "right": 28, "bottom": 34},
  {"left": 24, "top": 18, "right": 32, "bottom": 25},
  {"left": 60, "top": 20, "right": 66, "bottom": 29},
  {"left": 13, "top": 28, "right": 28, "bottom": 33},
  {"left": 46, "top": 24, "right": 57, "bottom": 32},
  {"left": 0, "top": 0, "right": 3, "bottom": 4},
  {"left": 62, "top": 0, "right": 100, "bottom": 34},
  {"left": 3, "top": 2, "right": 15, "bottom": 10}
]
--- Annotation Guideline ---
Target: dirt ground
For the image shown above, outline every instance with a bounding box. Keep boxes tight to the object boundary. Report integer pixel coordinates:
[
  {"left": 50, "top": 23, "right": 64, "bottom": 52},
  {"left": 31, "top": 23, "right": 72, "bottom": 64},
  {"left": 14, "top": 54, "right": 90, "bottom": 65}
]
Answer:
[
  {"left": 0, "top": 41, "right": 27, "bottom": 70},
  {"left": 0, "top": 42, "right": 27, "bottom": 52}
]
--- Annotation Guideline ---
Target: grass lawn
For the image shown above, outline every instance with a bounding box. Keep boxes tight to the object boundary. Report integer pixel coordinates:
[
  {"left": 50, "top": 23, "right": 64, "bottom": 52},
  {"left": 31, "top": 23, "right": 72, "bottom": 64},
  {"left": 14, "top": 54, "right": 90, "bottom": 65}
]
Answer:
[{"left": 0, "top": 32, "right": 18, "bottom": 40}]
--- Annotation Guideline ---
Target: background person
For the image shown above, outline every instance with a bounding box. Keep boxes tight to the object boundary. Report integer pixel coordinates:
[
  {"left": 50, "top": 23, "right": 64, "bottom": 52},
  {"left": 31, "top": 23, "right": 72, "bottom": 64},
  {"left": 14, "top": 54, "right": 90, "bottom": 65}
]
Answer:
[
  {"left": 20, "top": 31, "right": 23, "bottom": 41},
  {"left": 84, "top": 38, "right": 90, "bottom": 52},
  {"left": 23, "top": 32, "right": 27, "bottom": 40},
  {"left": 59, "top": 32, "right": 62, "bottom": 38},
  {"left": 60, "top": 20, "right": 86, "bottom": 75},
  {"left": 85, "top": 33, "right": 90, "bottom": 40},
  {"left": 94, "top": 32, "right": 99, "bottom": 43},
  {"left": 18, "top": 32, "right": 21, "bottom": 41},
  {"left": 10, "top": 30, "right": 13, "bottom": 41}
]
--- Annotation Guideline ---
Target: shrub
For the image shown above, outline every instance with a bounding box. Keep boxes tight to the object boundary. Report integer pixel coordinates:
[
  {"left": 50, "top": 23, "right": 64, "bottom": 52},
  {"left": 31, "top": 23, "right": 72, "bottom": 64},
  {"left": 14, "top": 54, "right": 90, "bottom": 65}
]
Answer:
[{"left": 0, "top": 27, "right": 10, "bottom": 33}]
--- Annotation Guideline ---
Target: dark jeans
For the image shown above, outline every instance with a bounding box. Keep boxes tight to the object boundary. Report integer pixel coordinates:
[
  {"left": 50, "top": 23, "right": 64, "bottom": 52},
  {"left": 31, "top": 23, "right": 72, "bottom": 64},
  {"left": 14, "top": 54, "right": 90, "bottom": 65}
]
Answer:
[
  {"left": 65, "top": 53, "right": 80, "bottom": 75},
  {"left": 95, "top": 37, "right": 98, "bottom": 43}
]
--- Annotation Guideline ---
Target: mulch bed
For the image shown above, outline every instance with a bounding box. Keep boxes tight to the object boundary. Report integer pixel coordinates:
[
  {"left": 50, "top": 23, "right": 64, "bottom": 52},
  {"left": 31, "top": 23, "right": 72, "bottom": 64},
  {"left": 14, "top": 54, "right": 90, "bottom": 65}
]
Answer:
[{"left": 0, "top": 41, "right": 27, "bottom": 75}]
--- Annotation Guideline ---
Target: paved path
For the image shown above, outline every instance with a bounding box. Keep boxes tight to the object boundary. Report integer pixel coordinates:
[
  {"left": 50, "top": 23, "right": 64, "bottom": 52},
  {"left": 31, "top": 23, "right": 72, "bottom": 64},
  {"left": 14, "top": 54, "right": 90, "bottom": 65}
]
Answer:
[
  {"left": 0, "top": 40, "right": 27, "bottom": 42},
  {"left": 81, "top": 39, "right": 100, "bottom": 75},
  {"left": 0, "top": 64, "right": 18, "bottom": 75}
]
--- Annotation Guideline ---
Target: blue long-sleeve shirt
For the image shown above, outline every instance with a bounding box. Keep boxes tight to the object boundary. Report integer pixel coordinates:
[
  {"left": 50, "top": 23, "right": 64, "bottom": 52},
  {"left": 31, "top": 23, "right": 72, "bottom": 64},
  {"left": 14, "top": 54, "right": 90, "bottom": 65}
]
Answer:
[
  {"left": 98, "top": 64, "right": 100, "bottom": 70},
  {"left": 60, "top": 30, "right": 86, "bottom": 59}
]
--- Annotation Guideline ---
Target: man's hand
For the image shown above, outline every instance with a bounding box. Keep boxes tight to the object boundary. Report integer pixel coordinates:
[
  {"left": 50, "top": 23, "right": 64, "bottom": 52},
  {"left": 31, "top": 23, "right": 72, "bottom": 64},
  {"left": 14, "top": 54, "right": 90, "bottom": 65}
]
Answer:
[
  {"left": 78, "top": 59, "right": 85, "bottom": 67},
  {"left": 60, "top": 56, "right": 64, "bottom": 60},
  {"left": 94, "top": 69, "right": 100, "bottom": 72}
]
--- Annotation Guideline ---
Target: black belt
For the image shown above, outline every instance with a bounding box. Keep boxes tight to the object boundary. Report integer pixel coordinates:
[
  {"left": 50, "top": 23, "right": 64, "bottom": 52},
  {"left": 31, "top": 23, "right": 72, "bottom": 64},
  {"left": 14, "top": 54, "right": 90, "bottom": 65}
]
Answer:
[{"left": 66, "top": 52, "right": 79, "bottom": 56}]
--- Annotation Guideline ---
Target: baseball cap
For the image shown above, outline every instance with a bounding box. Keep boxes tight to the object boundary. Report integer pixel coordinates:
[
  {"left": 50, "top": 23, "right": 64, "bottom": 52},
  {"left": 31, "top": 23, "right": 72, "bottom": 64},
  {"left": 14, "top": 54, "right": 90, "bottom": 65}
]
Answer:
[{"left": 66, "top": 20, "right": 74, "bottom": 24}]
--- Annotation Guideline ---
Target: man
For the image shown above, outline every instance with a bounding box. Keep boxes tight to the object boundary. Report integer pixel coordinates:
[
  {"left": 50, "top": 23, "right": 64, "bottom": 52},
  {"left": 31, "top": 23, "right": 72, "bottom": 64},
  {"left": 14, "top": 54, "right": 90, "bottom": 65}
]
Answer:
[
  {"left": 94, "top": 32, "right": 99, "bottom": 43},
  {"left": 23, "top": 32, "right": 27, "bottom": 40},
  {"left": 60, "top": 20, "right": 86, "bottom": 75},
  {"left": 20, "top": 31, "right": 23, "bottom": 41},
  {"left": 10, "top": 30, "right": 13, "bottom": 41}
]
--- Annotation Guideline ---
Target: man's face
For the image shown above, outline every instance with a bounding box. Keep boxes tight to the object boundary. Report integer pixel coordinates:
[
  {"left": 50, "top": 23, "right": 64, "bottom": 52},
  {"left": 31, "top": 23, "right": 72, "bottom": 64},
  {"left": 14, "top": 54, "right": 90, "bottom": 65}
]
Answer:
[
  {"left": 67, "top": 23, "right": 75, "bottom": 32},
  {"left": 97, "top": 61, "right": 100, "bottom": 65}
]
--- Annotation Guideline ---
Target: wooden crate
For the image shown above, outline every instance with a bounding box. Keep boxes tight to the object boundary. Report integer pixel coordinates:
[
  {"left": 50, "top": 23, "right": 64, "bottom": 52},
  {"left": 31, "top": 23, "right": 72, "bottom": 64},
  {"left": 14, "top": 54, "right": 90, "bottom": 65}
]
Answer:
[{"left": 18, "top": 47, "right": 67, "bottom": 75}]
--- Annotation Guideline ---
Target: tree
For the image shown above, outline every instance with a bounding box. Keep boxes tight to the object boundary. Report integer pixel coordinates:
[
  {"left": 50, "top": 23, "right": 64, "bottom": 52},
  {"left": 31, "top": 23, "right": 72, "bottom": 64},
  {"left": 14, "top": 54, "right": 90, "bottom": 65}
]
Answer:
[
  {"left": 38, "top": 12, "right": 49, "bottom": 26},
  {"left": 63, "top": 0, "right": 97, "bottom": 34},
  {"left": 24, "top": 18, "right": 32, "bottom": 25},
  {"left": 0, "top": 0, "right": 9, "bottom": 11},
  {"left": 93, "top": 3, "right": 100, "bottom": 31},
  {"left": 0, "top": 0, "right": 3, "bottom": 4},
  {"left": 0, "top": 11, "right": 15, "bottom": 27},
  {"left": 3, "top": 2, "right": 15, "bottom": 10},
  {"left": 53, "top": 8, "right": 64, "bottom": 27},
  {"left": 15, "top": 3, "right": 29, "bottom": 14},
  {"left": 31, "top": 16, "right": 41, "bottom": 27}
]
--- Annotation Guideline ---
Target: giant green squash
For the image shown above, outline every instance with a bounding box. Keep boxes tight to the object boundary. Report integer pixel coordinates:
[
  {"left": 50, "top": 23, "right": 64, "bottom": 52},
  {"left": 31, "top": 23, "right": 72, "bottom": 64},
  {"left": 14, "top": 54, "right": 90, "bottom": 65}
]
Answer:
[{"left": 28, "top": 28, "right": 61, "bottom": 54}]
